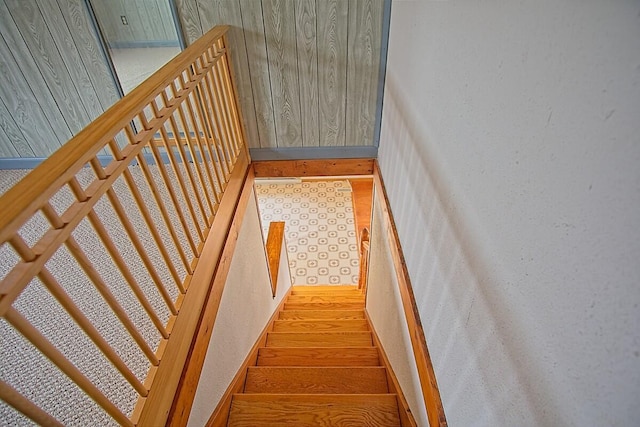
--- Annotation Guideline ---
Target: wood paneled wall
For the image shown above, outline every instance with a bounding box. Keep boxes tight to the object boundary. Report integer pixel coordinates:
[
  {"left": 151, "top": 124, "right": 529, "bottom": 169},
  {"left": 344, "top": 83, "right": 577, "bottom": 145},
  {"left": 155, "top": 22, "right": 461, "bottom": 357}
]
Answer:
[
  {"left": 175, "top": 0, "right": 385, "bottom": 150},
  {"left": 91, "top": 0, "right": 180, "bottom": 48},
  {"left": 0, "top": 0, "right": 120, "bottom": 158}
]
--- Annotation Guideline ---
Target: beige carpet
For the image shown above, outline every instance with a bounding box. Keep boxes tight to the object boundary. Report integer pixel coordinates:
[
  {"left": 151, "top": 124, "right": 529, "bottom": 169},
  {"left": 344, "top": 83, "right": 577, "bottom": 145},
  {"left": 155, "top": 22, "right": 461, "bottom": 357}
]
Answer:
[
  {"left": 0, "top": 165, "right": 195, "bottom": 426},
  {"left": 255, "top": 180, "right": 360, "bottom": 285}
]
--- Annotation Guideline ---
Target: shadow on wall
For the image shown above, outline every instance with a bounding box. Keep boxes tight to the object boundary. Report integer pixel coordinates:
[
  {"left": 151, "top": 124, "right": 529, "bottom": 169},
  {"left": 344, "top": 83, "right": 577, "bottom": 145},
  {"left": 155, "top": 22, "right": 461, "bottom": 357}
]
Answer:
[{"left": 378, "top": 75, "right": 558, "bottom": 425}]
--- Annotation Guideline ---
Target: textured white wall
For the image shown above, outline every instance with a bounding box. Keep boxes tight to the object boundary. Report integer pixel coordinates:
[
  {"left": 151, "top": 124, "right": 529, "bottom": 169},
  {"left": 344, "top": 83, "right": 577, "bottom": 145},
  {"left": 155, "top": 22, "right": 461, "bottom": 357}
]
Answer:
[
  {"left": 188, "top": 190, "right": 291, "bottom": 426},
  {"left": 378, "top": 1, "right": 640, "bottom": 426},
  {"left": 366, "top": 188, "right": 428, "bottom": 426}
]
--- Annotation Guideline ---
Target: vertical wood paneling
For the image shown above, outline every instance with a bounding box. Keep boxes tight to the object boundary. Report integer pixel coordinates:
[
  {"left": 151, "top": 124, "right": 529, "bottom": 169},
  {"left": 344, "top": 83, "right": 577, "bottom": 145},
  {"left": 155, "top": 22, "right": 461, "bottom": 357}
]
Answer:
[
  {"left": 196, "top": 0, "right": 260, "bottom": 149},
  {"left": 263, "top": 0, "right": 303, "bottom": 147},
  {"left": 240, "top": 0, "right": 277, "bottom": 149},
  {"left": 5, "top": 0, "right": 91, "bottom": 134},
  {"left": 0, "top": 5, "right": 71, "bottom": 156},
  {"left": 295, "top": 0, "right": 319, "bottom": 147},
  {"left": 34, "top": 0, "right": 104, "bottom": 122},
  {"left": 0, "top": 99, "right": 32, "bottom": 157},
  {"left": 347, "top": 0, "right": 383, "bottom": 146},
  {"left": 55, "top": 0, "right": 120, "bottom": 111},
  {"left": 317, "top": 0, "right": 348, "bottom": 147},
  {"left": 174, "top": 0, "right": 203, "bottom": 44}
]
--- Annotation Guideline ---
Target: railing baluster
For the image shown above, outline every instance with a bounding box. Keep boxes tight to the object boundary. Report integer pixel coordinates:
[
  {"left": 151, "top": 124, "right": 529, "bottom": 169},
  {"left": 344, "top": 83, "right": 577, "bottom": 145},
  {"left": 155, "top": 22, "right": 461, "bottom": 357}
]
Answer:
[
  {"left": 0, "top": 26, "right": 245, "bottom": 425},
  {"left": 181, "top": 88, "right": 222, "bottom": 206},
  {"left": 170, "top": 82, "right": 216, "bottom": 216},
  {"left": 64, "top": 236, "right": 159, "bottom": 367},
  {"left": 160, "top": 91, "right": 210, "bottom": 229},
  {"left": 141, "top": 110, "right": 200, "bottom": 257},
  {"left": 105, "top": 186, "right": 184, "bottom": 303},
  {"left": 193, "top": 57, "right": 232, "bottom": 177},
  {"left": 0, "top": 380, "right": 63, "bottom": 427},
  {"left": 5, "top": 307, "right": 134, "bottom": 427}
]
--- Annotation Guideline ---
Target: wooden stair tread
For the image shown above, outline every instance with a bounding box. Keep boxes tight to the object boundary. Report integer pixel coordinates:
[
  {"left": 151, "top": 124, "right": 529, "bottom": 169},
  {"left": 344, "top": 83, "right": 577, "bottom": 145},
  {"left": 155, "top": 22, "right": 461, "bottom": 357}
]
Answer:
[
  {"left": 266, "top": 331, "right": 373, "bottom": 347},
  {"left": 279, "top": 309, "right": 365, "bottom": 320},
  {"left": 272, "top": 319, "right": 370, "bottom": 332},
  {"left": 244, "top": 367, "right": 389, "bottom": 394},
  {"left": 228, "top": 394, "right": 401, "bottom": 427},
  {"left": 256, "top": 347, "right": 380, "bottom": 366}
]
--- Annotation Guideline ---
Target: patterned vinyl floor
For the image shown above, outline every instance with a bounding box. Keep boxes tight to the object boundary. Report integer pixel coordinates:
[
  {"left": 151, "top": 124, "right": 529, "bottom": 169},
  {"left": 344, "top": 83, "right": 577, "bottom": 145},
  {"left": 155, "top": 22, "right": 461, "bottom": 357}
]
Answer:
[{"left": 255, "top": 180, "right": 360, "bottom": 285}]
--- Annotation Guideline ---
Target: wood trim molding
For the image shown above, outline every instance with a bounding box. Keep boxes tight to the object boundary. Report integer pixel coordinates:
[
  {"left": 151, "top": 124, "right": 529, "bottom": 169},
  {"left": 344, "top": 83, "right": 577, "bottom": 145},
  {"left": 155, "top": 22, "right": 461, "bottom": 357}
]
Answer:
[
  {"left": 205, "top": 287, "right": 293, "bottom": 427},
  {"left": 265, "top": 222, "right": 285, "bottom": 297},
  {"left": 373, "top": 161, "right": 448, "bottom": 427},
  {"left": 166, "top": 161, "right": 255, "bottom": 426},
  {"left": 137, "top": 150, "right": 250, "bottom": 426},
  {"left": 365, "top": 310, "right": 418, "bottom": 427},
  {"left": 252, "top": 158, "right": 375, "bottom": 177}
]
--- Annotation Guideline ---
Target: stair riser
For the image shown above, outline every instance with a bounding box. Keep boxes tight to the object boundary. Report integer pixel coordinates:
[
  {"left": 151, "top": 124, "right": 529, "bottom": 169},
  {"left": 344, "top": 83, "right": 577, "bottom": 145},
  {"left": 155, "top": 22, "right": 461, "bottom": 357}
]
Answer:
[
  {"left": 244, "top": 367, "right": 389, "bottom": 394},
  {"left": 272, "top": 320, "right": 369, "bottom": 332},
  {"left": 256, "top": 347, "right": 380, "bottom": 367},
  {"left": 278, "top": 310, "right": 365, "bottom": 320},
  {"left": 266, "top": 332, "right": 373, "bottom": 348}
]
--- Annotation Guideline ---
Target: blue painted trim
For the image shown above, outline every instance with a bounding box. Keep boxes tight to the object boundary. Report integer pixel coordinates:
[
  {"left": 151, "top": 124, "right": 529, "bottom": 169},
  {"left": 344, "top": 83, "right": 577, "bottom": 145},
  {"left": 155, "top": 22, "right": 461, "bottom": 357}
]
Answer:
[
  {"left": 0, "top": 153, "right": 177, "bottom": 170},
  {"left": 373, "top": 0, "right": 392, "bottom": 149},
  {"left": 249, "top": 146, "right": 378, "bottom": 161},
  {"left": 106, "top": 40, "right": 181, "bottom": 49},
  {"left": 168, "top": 0, "right": 188, "bottom": 50}
]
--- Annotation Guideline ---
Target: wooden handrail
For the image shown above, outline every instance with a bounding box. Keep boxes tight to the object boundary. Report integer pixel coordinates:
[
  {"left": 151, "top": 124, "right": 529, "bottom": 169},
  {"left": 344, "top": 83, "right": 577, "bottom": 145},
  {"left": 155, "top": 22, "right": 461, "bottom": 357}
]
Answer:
[
  {"left": 0, "top": 25, "right": 248, "bottom": 426},
  {"left": 265, "top": 221, "right": 286, "bottom": 298},
  {"left": 358, "top": 227, "right": 370, "bottom": 292}
]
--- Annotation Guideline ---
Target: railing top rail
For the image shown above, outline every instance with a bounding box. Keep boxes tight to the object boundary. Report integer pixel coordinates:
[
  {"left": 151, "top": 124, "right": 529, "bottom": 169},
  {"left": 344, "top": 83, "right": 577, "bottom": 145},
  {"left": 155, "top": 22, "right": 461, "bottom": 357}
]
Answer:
[{"left": 0, "top": 25, "right": 230, "bottom": 242}]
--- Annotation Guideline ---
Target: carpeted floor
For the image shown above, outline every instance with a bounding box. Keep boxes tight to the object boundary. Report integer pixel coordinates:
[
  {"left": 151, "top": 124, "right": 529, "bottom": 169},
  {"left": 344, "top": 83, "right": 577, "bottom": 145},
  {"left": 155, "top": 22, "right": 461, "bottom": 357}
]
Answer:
[
  {"left": 0, "top": 165, "right": 193, "bottom": 426},
  {"left": 255, "top": 180, "right": 360, "bottom": 285}
]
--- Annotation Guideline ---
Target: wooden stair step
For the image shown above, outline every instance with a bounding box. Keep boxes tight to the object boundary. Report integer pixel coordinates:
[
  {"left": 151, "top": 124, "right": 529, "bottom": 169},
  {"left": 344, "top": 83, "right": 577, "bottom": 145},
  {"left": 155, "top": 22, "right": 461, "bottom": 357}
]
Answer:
[
  {"left": 228, "top": 394, "right": 401, "bottom": 427},
  {"left": 284, "top": 301, "right": 364, "bottom": 311},
  {"left": 266, "top": 332, "right": 373, "bottom": 347},
  {"left": 286, "top": 294, "right": 365, "bottom": 303},
  {"left": 256, "top": 347, "right": 380, "bottom": 366},
  {"left": 279, "top": 309, "right": 365, "bottom": 320},
  {"left": 244, "top": 367, "right": 389, "bottom": 394},
  {"left": 290, "top": 285, "right": 359, "bottom": 294},
  {"left": 272, "top": 319, "right": 370, "bottom": 332}
]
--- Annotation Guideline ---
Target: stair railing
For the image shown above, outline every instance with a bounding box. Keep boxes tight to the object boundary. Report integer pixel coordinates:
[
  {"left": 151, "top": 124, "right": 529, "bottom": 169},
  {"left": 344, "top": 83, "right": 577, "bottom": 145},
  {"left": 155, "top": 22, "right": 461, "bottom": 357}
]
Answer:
[
  {"left": 358, "top": 227, "right": 370, "bottom": 292},
  {"left": 0, "top": 25, "right": 248, "bottom": 426}
]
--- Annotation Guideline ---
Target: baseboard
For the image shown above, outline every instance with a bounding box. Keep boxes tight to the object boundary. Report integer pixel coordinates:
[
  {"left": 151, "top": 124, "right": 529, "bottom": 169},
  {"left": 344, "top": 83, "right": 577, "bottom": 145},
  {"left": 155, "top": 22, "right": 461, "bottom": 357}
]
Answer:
[{"left": 249, "top": 146, "right": 378, "bottom": 161}]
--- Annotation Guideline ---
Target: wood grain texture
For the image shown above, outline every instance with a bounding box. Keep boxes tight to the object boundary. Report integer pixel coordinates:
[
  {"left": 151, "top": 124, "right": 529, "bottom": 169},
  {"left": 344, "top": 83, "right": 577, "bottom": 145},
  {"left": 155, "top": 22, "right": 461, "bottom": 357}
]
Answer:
[
  {"left": 295, "top": 0, "right": 319, "bottom": 147},
  {"left": 5, "top": 0, "right": 90, "bottom": 134},
  {"left": 283, "top": 301, "right": 366, "bottom": 311},
  {"left": 347, "top": 0, "right": 383, "bottom": 146},
  {"left": 278, "top": 309, "right": 365, "bottom": 320},
  {"left": 272, "top": 319, "right": 369, "bottom": 332},
  {"left": 244, "top": 367, "right": 389, "bottom": 394},
  {"left": 196, "top": 0, "right": 260, "bottom": 149},
  {"left": 256, "top": 346, "right": 380, "bottom": 366},
  {"left": 266, "top": 331, "right": 373, "bottom": 347},
  {"left": 317, "top": 0, "right": 347, "bottom": 147},
  {"left": 228, "top": 394, "right": 401, "bottom": 427},
  {"left": 174, "top": 0, "right": 203, "bottom": 44},
  {"left": 35, "top": 0, "right": 104, "bottom": 121},
  {"left": 239, "top": 0, "right": 277, "bottom": 149},
  {"left": 56, "top": 0, "right": 120, "bottom": 111},
  {"left": 290, "top": 284, "right": 359, "bottom": 294},
  {"left": 252, "top": 158, "right": 375, "bottom": 177},
  {"left": 263, "top": 0, "right": 303, "bottom": 148},
  {"left": 0, "top": 99, "right": 30, "bottom": 157}
]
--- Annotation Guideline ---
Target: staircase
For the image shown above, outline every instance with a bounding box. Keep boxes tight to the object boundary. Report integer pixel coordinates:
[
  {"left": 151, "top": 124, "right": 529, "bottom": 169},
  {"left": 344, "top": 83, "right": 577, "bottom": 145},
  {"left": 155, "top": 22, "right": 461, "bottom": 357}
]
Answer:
[{"left": 225, "top": 285, "right": 415, "bottom": 426}]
